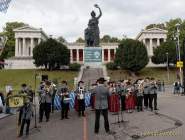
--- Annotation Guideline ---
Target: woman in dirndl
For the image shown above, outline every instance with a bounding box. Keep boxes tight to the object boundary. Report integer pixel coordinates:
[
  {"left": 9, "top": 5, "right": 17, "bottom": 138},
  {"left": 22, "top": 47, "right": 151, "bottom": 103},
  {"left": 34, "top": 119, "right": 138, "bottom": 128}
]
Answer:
[{"left": 125, "top": 88, "right": 135, "bottom": 113}]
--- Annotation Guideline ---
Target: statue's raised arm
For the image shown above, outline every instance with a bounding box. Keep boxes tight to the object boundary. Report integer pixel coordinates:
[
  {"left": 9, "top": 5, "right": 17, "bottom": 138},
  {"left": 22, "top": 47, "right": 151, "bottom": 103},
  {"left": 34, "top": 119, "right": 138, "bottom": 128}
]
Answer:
[{"left": 94, "top": 4, "right": 102, "bottom": 19}]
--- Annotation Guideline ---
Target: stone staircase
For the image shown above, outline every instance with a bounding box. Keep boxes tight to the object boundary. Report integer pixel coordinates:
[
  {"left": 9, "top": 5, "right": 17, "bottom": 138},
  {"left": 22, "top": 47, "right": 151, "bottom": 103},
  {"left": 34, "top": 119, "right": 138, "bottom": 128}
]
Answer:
[{"left": 81, "top": 68, "right": 104, "bottom": 86}]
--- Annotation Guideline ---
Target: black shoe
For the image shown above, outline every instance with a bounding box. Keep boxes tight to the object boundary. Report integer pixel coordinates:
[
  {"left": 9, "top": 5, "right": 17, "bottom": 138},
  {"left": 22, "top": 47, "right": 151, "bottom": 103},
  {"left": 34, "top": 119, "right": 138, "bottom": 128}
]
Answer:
[
  {"left": 65, "top": 117, "right": 69, "bottom": 119},
  {"left": 154, "top": 108, "right": 159, "bottom": 110},
  {"left": 94, "top": 131, "right": 99, "bottom": 134},
  {"left": 39, "top": 120, "right": 42, "bottom": 123},
  {"left": 46, "top": 119, "right": 49, "bottom": 122},
  {"left": 26, "top": 133, "right": 29, "bottom": 136}
]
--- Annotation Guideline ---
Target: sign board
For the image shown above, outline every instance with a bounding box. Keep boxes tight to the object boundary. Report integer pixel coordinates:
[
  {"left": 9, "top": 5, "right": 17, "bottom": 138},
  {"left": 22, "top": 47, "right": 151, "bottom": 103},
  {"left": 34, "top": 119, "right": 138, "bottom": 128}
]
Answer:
[
  {"left": 84, "top": 47, "right": 102, "bottom": 63},
  {"left": 176, "top": 61, "right": 183, "bottom": 68},
  {"left": 9, "top": 96, "right": 24, "bottom": 108}
]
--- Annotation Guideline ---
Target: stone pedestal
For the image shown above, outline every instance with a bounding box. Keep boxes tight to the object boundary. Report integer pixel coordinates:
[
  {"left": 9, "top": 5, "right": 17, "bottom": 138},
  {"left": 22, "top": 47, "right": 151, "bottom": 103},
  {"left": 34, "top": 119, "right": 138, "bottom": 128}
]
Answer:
[{"left": 84, "top": 47, "right": 102, "bottom": 67}]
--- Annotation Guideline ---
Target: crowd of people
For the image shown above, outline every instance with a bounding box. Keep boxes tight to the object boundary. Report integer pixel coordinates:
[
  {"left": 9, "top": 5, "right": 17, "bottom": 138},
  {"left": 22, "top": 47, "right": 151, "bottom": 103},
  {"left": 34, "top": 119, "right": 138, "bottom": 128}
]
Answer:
[{"left": 0, "top": 77, "right": 165, "bottom": 137}]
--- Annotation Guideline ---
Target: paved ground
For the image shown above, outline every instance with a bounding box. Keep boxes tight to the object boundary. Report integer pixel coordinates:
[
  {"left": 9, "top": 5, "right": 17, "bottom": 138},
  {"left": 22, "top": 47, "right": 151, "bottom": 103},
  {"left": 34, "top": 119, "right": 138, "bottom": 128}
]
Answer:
[{"left": 0, "top": 91, "right": 185, "bottom": 140}]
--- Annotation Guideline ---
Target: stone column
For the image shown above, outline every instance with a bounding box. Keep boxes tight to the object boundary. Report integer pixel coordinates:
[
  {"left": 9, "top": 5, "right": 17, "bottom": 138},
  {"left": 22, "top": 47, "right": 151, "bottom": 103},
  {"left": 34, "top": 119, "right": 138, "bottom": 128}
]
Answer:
[
  {"left": 70, "top": 49, "right": 73, "bottom": 63},
  {"left": 31, "top": 38, "right": 34, "bottom": 56},
  {"left": 82, "top": 49, "right": 84, "bottom": 63},
  {"left": 157, "top": 38, "right": 160, "bottom": 46},
  {"left": 76, "top": 49, "right": 79, "bottom": 62},
  {"left": 108, "top": 49, "right": 111, "bottom": 62},
  {"left": 102, "top": 49, "right": 104, "bottom": 63},
  {"left": 23, "top": 38, "right": 26, "bottom": 57},
  {"left": 15, "top": 38, "right": 18, "bottom": 57},
  {"left": 143, "top": 39, "right": 146, "bottom": 45},
  {"left": 38, "top": 38, "right": 41, "bottom": 44},
  {"left": 149, "top": 38, "right": 153, "bottom": 56}
]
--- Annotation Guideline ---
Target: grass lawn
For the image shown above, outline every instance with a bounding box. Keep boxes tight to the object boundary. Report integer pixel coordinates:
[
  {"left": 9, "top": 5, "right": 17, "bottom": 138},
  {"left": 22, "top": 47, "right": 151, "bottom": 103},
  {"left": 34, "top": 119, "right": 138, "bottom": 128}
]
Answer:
[
  {"left": 0, "top": 69, "right": 78, "bottom": 93},
  {"left": 108, "top": 67, "right": 179, "bottom": 85}
]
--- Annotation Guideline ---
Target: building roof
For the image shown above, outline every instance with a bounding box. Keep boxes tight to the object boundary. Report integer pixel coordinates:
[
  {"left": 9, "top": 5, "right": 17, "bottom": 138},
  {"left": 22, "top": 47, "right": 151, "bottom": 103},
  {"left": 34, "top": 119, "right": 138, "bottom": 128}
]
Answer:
[
  {"left": 13, "top": 25, "right": 48, "bottom": 39},
  {"left": 136, "top": 27, "right": 168, "bottom": 40}
]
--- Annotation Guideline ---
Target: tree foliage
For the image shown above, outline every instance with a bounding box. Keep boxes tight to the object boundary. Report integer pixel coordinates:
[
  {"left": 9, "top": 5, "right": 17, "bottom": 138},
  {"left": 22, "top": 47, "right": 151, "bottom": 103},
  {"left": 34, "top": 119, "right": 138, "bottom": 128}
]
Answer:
[
  {"left": 33, "top": 38, "right": 70, "bottom": 70},
  {"left": 152, "top": 41, "right": 177, "bottom": 65},
  {"left": 145, "top": 23, "right": 166, "bottom": 30},
  {"left": 101, "top": 35, "right": 120, "bottom": 43},
  {"left": 115, "top": 39, "right": 149, "bottom": 72},
  {"left": 57, "top": 36, "right": 67, "bottom": 44},
  {"left": 76, "top": 37, "right": 85, "bottom": 43}
]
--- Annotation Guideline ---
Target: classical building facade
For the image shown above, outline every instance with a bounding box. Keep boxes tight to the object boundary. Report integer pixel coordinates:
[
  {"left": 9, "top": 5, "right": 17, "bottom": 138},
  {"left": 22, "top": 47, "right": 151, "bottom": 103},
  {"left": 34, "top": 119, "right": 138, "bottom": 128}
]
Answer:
[
  {"left": 5, "top": 26, "right": 48, "bottom": 69},
  {"left": 136, "top": 27, "right": 167, "bottom": 62},
  {"left": 4, "top": 26, "right": 168, "bottom": 69}
]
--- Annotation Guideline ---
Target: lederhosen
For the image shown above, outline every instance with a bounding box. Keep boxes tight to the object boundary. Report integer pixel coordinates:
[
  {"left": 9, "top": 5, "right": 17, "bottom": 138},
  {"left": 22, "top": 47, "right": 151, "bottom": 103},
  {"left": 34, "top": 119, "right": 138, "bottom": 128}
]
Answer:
[
  {"left": 60, "top": 87, "right": 69, "bottom": 119},
  {"left": 76, "top": 87, "right": 85, "bottom": 116}
]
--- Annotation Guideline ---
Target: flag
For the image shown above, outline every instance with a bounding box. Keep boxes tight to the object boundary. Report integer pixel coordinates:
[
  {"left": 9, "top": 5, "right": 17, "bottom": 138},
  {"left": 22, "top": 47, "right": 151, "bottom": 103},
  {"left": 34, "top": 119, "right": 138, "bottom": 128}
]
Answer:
[{"left": 0, "top": 0, "right": 12, "bottom": 13}]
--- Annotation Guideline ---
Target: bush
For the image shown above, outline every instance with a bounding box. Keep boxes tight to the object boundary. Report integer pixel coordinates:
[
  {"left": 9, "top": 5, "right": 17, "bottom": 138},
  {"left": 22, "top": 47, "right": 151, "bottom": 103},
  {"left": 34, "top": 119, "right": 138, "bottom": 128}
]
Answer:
[
  {"left": 69, "top": 63, "right": 81, "bottom": 71},
  {"left": 115, "top": 39, "right": 149, "bottom": 72},
  {"left": 106, "top": 62, "right": 118, "bottom": 70}
]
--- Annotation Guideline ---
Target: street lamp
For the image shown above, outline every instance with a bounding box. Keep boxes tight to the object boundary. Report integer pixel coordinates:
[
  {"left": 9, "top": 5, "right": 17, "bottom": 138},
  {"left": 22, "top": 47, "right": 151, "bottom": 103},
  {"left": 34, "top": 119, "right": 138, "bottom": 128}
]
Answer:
[
  {"left": 166, "top": 52, "right": 170, "bottom": 81},
  {"left": 175, "top": 23, "right": 182, "bottom": 84}
]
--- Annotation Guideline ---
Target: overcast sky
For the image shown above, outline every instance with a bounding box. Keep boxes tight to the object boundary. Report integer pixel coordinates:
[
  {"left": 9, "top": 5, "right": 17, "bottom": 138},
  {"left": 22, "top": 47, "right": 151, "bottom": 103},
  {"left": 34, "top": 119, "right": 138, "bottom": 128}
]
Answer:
[{"left": 0, "top": 0, "right": 185, "bottom": 42}]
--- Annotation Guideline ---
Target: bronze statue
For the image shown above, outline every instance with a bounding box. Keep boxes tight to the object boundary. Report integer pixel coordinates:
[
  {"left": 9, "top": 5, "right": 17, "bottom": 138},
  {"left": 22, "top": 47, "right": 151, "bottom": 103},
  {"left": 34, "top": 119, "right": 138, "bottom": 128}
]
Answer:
[{"left": 85, "top": 4, "right": 102, "bottom": 47}]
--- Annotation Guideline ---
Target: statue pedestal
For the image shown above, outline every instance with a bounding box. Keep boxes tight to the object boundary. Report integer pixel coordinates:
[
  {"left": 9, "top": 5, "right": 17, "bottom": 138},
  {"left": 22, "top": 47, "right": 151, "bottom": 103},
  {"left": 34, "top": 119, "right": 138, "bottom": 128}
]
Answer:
[{"left": 84, "top": 47, "right": 102, "bottom": 67}]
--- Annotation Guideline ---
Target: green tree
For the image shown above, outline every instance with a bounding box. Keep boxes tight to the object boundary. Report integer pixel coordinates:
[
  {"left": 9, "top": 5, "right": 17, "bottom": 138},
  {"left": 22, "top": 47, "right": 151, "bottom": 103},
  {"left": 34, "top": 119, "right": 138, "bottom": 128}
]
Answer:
[
  {"left": 101, "top": 35, "right": 120, "bottom": 43},
  {"left": 0, "top": 22, "right": 25, "bottom": 59},
  {"left": 101, "top": 35, "right": 111, "bottom": 43},
  {"left": 33, "top": 38, "right": 70, "bottom": 70},
  {"left": 76, "top": 37, "right": 85, "bottom": 43},
  {"left": 152, "top": 41, "right": 177, "bottom": 65},
  {"left": 115, "top": 39, "right": 149, "bottom": 72},
  {"left": 145, "top": 23, "right": 166, "bottom": 30},
  {"left": 57, "top": 36, "right": 66, "bottom": 43}
]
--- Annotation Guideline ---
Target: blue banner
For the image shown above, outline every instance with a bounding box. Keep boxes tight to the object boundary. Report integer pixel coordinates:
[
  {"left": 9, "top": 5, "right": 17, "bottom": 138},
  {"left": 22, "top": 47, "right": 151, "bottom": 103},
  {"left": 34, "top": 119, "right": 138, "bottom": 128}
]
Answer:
[{"left": 54, "top": 92, "right": 91, "bottom": 110}]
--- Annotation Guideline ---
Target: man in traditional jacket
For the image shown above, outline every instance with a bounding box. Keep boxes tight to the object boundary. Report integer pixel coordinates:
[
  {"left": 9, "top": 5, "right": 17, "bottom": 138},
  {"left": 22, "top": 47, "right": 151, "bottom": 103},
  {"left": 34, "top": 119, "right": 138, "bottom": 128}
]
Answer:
[
  {"left": 18, "top": 100, "right": 34, "bottom": 137},
  {"left": 93, "top": 77, "right": 114, "bottom": 134},
  {"left": 39, "top": 81, "right": 53, "bottom": 122}
]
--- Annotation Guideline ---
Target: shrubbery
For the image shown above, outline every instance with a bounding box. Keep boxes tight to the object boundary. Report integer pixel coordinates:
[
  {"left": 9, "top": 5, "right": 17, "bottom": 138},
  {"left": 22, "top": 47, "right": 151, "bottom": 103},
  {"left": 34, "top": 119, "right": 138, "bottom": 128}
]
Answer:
[
  {"left": 106, "top": 62, "right": 118, "bottom": 70},
  {"left": 69, "top": 63, "right": 81, "bottom": 71}
]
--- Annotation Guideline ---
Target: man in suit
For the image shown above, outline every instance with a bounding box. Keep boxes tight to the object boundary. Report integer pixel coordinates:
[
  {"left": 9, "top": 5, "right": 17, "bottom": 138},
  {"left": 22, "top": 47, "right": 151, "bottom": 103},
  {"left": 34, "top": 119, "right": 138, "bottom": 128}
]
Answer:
[{"left": 93, "top": 77, "right": 114, "bottom": 134}]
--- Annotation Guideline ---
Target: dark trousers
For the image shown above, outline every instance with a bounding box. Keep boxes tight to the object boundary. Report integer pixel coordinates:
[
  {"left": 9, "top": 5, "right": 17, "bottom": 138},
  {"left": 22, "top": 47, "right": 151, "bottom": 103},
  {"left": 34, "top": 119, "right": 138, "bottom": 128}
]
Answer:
[
  {"left": 95, "top": 109, "right": 110, "bottom": 133},
  {"left": 120, "top": 95, "right": 126, "bottom": 111},
  {"left": 78, "top": 99, "right": 85, "bottom": 116},
  {"left": 153, "top": 94, "right": 157, "bottom": 110},
  {"left": 149, "top": 94, "right": 154, "bottom": 110},
  {"left": 143, "top": 94, "right": 149, "bottom": 108},
  {"left": 39, "top": 103, "right": 51, "bottom": 122},
  {"left": 137, "top": 96, "right": 143, "bottom": 111},
  {"left": 51, "top": 96, "right": 55, "bottom": 113},
  {"left": 61, "top": 101, "right": 69, "bottom": 119},
  {"left": 19, "top": 119, "right": 30, "bottom": 136}
]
